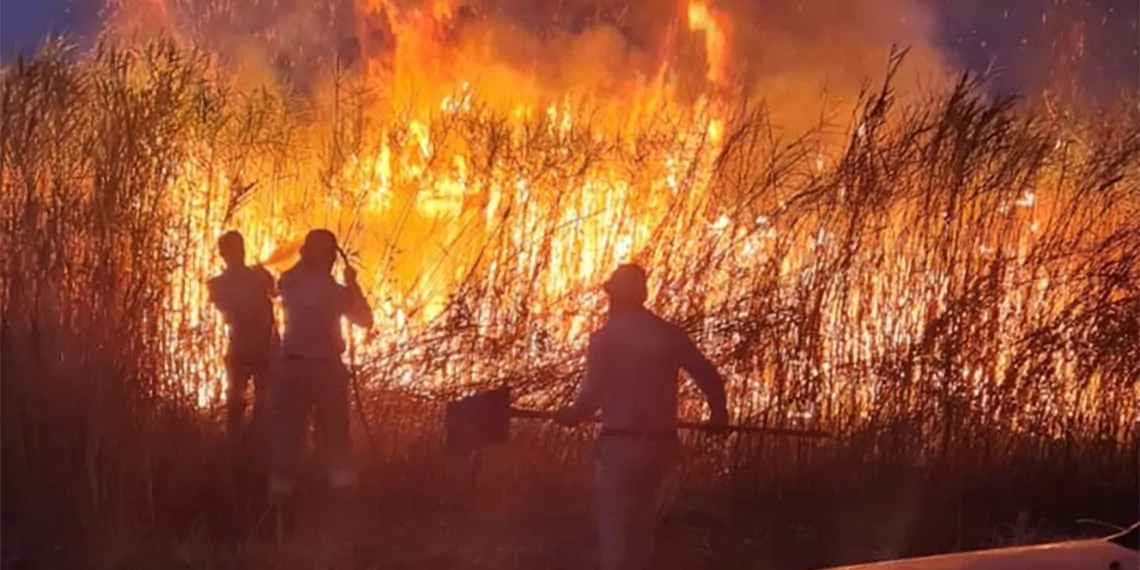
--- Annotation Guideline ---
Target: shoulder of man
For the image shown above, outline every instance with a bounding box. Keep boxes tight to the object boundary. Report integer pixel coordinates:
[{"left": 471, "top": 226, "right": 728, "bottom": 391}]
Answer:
[
  {"left": 206, "top": 274, "right": 223, "bottom": 299},
  {"left": 664, "top": 318, "right": 695, "bottom": 345},
  {"left": 626, "top": 309, "right": 675, "bottom": 335},
  {"left": 637, "top": 312, "right": 690, "bottom": 349},
  {"left": 587, "top": 323, "right": 614, "bottom": 353},
  {"left": 585, "top": 331, "right": 613, "bottom": 370},
  {"left": 251, "top": 264, "right": 274, "bottom": 282},
  {"left": 209, "top": 270, "right": 233, "bottom": 291},
  {"left": 278, "top": 266, "right": 300, "bottom": 289},
  {"left": 591, "top": 315, "right": 651, "bottom": 353}
]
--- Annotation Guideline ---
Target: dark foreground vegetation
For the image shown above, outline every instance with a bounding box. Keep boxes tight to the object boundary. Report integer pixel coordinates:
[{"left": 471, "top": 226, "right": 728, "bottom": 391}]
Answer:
[{"left": 2, "top": 41, "right": 1138, "bottom": 569}]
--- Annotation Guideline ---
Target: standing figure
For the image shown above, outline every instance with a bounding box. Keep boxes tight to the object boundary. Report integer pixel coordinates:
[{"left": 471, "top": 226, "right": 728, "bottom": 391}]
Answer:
[
  {"left": 554, "top": 263, "right": 728, "bottom": 570},
  {"left": 207, "top": 230, "right": 279, "bottom": 445},
  {"left": 269, "top": 229, "right": 373, "bottom": 533}
]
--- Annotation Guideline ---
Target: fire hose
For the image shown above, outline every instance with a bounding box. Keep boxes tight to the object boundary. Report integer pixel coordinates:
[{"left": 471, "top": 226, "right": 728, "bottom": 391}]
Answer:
[{"left": 337, "top": 245, "right": 380, "bottom": 455}]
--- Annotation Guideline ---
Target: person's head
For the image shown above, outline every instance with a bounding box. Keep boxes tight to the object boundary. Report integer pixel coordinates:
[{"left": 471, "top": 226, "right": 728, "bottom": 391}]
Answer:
[
  {"left": 299, "top": 229, "right": 339, "bottom": 272},
  {"left": 603, "top": 263, "right": 648, "bottom": 312},
  {"left": 217, "top": 230, "right": 245, "bottom": 269}
]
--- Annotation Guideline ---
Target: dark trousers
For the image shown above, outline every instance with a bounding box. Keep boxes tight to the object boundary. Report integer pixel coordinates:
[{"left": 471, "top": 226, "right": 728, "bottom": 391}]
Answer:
[
  {"left": 225, "top": 351, "right": 272, "bottom": 443},
  {"left": 593, "top": 437, "right": 678, "bottom": 570},
  {"left": 268, "top": 356, "right": 355, "bottom": 496}
]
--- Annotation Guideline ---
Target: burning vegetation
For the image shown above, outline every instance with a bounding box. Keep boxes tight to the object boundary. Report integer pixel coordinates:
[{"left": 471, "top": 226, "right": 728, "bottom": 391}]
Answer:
[{"left": 1, "top": 0, "right": 1137, "bottom": 567}]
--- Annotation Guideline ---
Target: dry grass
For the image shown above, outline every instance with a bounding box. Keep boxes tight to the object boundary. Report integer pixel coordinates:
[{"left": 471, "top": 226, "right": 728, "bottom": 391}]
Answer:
[{"left": 2, "top": 40, "right": 1138, "bottom": 569}]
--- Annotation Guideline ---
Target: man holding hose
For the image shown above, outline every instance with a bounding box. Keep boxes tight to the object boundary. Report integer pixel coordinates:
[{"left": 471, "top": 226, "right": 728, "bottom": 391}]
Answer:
[
  {"left": 268, "top": 229, "right": 373, "bottom": 535},
  {"left": 554, "top": 263, "right": 729, "bottom": 570}
]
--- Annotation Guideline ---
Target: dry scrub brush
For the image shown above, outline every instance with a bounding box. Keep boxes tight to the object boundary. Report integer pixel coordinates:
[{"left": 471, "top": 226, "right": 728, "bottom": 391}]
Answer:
[{"left": 0, "top": 40, "right": 289, "bottom": 552}]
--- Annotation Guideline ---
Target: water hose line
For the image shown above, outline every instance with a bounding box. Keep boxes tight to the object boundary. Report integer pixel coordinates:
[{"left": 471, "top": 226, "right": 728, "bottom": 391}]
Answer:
[{"left": 339, "top": 246, "right": 379, "bottom": 455}]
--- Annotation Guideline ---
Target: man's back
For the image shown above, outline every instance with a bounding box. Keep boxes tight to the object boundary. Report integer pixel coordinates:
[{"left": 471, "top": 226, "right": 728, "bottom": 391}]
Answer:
[
  {"left": 277, "top": 265, "right": 360, "bottom": 359},
  {"left": 586, "top": 309, "right": 724, "bottom": 433},
  {"left": 208, "top": 265, "right": 277, "bottom": 358}
]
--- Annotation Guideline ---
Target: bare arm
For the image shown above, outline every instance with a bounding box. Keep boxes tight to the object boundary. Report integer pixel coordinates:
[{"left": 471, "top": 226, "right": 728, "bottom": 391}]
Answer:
[
  {"left": 559, "top": 336, "right": 606, "bottom": 424},
  {"left": 207, "top": 277, "right": 219, "bottom": 305},
  {"left": 678, "top": 331, "right": 728, "bottom": 422},
  {"left": 342, "top": 282, "right": 374, "bottom": 329},
  {"left": 206, "top": 276, "right": 228, "bottom": 317},
  {"left": 256, "top": 266, "right": 279, "bottom": 299}
]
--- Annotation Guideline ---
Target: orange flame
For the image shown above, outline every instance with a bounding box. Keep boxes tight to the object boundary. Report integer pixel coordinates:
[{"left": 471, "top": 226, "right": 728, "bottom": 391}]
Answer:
[{"left": 686, "top": 0, "right": 732, "bottom": 86}]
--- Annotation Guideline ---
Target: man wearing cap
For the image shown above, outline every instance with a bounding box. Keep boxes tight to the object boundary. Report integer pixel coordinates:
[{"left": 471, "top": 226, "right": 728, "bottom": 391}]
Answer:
[
  {"left": 554, "top": 263, "right": 729, "bottom": 570},
  {"left": 207, "top": 230, "right": 279, "bottom": 445},
  {"left": 268, "top": 229, "right": 374, "bottom": 534}
]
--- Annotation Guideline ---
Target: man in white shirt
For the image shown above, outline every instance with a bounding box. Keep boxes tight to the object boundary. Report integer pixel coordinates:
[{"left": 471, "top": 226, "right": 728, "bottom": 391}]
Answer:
[
  {"left": 268, "top": 229, "right": 373, "bottom": 534},
  {"left": 207, "top": 231, "right": 279, "bottom": 444},
  {"left": 555, "top": 263, "right": 728, "bottom": 570}
]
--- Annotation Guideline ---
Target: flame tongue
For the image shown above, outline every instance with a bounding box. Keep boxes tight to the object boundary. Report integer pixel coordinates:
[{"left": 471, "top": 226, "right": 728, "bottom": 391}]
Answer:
[{"left": 686, "top": 0, "right": 731, "bottom": 86}]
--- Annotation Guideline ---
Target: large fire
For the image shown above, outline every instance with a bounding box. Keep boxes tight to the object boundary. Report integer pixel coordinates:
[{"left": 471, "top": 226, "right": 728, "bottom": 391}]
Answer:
[{"left": 88, "top": 0, "right": 1135, "bottom": 436}]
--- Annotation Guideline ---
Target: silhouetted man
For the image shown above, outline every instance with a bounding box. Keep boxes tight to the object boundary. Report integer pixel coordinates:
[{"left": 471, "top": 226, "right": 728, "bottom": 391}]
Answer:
[
  {"left": 555, "top": 263, "right": 728, "bottom": 570},
  {"left": 207, "top": 230, "right": 279, "bottom": 444},
  {"left": 269, "top": 229, "right": 373, "bottom": 534}
]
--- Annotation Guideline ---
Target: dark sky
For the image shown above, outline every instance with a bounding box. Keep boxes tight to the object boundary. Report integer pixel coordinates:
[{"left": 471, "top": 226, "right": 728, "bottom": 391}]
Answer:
[
  {"left": 2, "top": 0, "right": 1137, "bottom": 100},
  {"left": 1, "top": 0, "right": 96, "bottom": 56},
  {"left": 927, "top": 0, "right": 1139, "bottom": 102}
]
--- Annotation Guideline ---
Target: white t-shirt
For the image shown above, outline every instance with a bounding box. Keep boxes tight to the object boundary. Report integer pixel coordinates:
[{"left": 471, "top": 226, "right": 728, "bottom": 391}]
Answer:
[
  {"left": 572, "top": 308, "right": 726, "bottom": 432},
  {"left": 278, "top": 264, "right": 372, "bottom": 359},
  {"left": 207, "top": 265, "right": 278, "bottom": 359}
]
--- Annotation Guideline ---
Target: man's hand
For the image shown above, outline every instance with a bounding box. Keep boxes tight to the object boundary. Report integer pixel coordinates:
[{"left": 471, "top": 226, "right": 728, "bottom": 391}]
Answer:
[
  {"left": 206, "top": 277, "right": 221, "bottom": 306},
  {"left": 343, "top": 264, "right": 358, "bottom": 286},
  {"left": 553, "top": 405, "right": 581, "bottom": 427}
]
